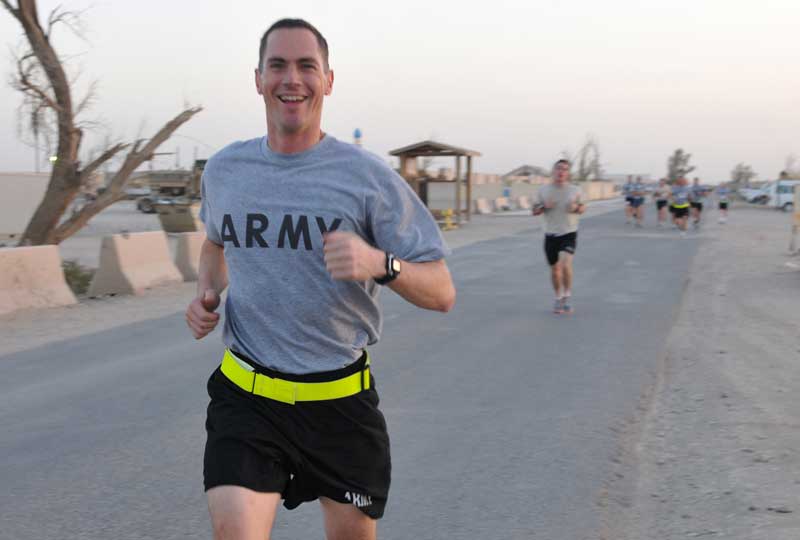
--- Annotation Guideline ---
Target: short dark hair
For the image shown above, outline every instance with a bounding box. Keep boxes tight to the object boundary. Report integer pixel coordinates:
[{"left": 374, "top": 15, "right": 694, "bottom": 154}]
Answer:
[
  {"left": 554, "top": 159, "right": 571, "bottom": 168},
  {"left": 258, "top": 18, "right": 330, "bottom": 72}
]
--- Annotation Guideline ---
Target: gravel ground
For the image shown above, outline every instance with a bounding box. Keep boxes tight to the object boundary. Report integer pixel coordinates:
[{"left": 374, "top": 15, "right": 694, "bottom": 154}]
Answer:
[{"left": 608, "top": 204, "right": 800, "bottom": 539}]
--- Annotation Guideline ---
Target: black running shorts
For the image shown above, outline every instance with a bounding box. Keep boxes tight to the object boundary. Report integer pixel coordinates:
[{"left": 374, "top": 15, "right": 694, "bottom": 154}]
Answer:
[
  {"left": 544, "top": 231, "right": 577, "bottom": 266},
  {"left": 656, "top": 200, "right": 668, "bottom": 210},
  {"left": 203, "top": 352, "right": 391, "bottom": 519},
  {"left": 630, "top": 196, "right": 645, "bottom": 208},
  {"left": 719, "top": 202, "right": 728, "bottom": 210},
  {"left": 672, "top": 206, "right": 689, "bottom": 218},
  {"left": 691, "top": 201, "right": 703, "bottom": 211}
]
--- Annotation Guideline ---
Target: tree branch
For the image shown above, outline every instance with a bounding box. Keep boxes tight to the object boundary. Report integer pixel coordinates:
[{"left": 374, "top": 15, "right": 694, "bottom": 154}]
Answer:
[
  {"left": 51, "top": 106, "right": 203, "bottom": 242},
  {"left": 78, "top": 142, "right": 128, "bottom": 184},
  {"left": 1, "top": 0, "right": 21, "bottom": 20},
  {"left": 13, "top": 51, "right": 61, "bottom": 111}
]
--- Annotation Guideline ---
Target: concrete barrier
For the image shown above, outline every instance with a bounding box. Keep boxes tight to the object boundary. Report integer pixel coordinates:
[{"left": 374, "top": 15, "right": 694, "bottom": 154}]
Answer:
[
  {"left": 494, "top": 197, "right": 512, "bottom": 211},
  {"left": 174, "top": 232, "right": 205, "bottom": 282},
  {"left": 0, "top": 245, "right": 77, "bottom": 315},
  {"left": 88, "top": 231, "right": 183, "bottom": 297},
  {"left": 581, "top": 181, "right": 616, "bottom": 201},
  {"left": 474, "top": 198, "right": 493, "bottom": 215}
]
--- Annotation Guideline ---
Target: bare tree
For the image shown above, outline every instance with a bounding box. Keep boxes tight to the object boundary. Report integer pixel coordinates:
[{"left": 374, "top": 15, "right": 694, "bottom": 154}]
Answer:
[
  {"left": 730, "top": 163, "right": 756, "bottom": 186},
  {"left": 2, "top": 0, "right": 202, "bottom": 246},
  {"left": 574, "top": 134, "right": 603, "bottom": 182},
  {"left": 666, "top": 148, "right": 695, "bottom": 182},
  {"left": 784, "top": 154, "right": 800, "bottom": 179}
]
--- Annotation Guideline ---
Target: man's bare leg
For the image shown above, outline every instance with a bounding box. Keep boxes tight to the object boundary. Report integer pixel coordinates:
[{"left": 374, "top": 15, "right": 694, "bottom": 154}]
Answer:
[
  {"left": 320, "top": 497, "right": 377, "bottom": 540},
  {"left": 207, "top": 486, "right": 281, "bottom": 540},
  {"left": 550, "top": 263, "right": 563, "bottom": 298},
  {"left": 561, "top": 252, "right": 573, "bottom": 294}
]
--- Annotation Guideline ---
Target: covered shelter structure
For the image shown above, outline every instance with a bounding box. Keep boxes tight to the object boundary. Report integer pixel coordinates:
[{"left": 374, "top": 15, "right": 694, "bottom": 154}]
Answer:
[{"left": 389, "top": 140, "right": 481, "bottom": 224}]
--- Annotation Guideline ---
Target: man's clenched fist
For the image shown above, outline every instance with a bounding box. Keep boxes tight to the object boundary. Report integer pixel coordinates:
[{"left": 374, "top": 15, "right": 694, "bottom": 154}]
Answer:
[
  {"left": 323, "top": 231, "right": 384, "bottom": 281},
  {"left": 186, "top": 289, "right": 221, "bottom": 339}
]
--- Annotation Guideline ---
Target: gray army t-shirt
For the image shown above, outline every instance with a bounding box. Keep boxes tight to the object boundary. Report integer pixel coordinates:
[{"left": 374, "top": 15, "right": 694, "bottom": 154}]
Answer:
[
  {"left": 200, "top": 135, "right": 450, "bottom": 374},
  {"left": 536, "top": 183, "right": 583, "bottom": 235}
]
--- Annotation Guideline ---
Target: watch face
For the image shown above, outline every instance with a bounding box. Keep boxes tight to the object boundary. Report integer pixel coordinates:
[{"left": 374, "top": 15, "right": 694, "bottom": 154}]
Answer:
[{"left": 391, "top": 259, "right": 401, "bottom": 273}]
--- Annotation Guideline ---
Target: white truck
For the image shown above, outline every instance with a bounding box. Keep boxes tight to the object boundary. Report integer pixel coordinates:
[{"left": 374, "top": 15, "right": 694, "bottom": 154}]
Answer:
[
  {"left": 739, "top": 180, "right": 799, "bottom": 211},
  {"left": 765, "top": 180, "right": 800, "bottom": 212}
]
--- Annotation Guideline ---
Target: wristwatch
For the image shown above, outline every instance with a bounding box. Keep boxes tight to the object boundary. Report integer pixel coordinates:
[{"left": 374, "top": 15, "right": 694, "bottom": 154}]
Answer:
[{"left": 374, "top": 252, "right": 401, "bottom": 285}]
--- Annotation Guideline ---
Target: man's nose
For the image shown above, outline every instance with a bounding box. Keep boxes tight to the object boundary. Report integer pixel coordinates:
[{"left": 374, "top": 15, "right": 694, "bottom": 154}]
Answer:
[{"left": 282, "top": 64, "right": 301, "bottom": 85}]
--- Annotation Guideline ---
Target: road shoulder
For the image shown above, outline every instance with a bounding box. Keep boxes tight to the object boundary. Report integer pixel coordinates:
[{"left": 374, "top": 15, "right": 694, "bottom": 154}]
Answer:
[{"left": 612, "top": 206, "right": 800, "bottom": 539}]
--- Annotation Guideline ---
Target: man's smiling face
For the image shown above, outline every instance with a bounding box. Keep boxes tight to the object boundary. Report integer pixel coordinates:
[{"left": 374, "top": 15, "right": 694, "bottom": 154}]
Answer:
[{"left": 255, "top": 27, "right": 333, "bottom": 138}]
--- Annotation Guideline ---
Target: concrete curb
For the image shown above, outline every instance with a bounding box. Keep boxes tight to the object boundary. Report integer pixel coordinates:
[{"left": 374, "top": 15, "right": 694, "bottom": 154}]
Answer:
[
  {"left": 174, "top": 232, "right": 205, "bottom": 282},
  {"left": 0, "top": 245, "right": 77, "bottom": 315},
  {"left": 88, "top": 231, "right": 183, "bottom": 297}
]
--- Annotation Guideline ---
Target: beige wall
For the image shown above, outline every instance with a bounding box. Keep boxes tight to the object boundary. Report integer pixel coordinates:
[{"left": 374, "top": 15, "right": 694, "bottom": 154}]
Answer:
[
  {"left": 0, "top": 173, "right": 49, "bottom": 241},
  {"left": 428, "top": 180, "right": 617, "bottom": 211},
  {"left": 427, "top": 181, "right": 541, "bottom": 211}
]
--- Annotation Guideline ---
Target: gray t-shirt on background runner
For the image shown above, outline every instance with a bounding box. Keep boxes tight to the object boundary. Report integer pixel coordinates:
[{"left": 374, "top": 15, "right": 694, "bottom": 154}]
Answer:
[
  {"left": 536, "top": 183, "right": 583, "bottom": 235},
  {"left": 200, "top": 134, "right": 450, "bottom": 374},
  {"left": 691, "top": 185, "right": 709, "bottom": 205},
  {"left": 671, "top": 185, "right": 691, "bottom": 206}
]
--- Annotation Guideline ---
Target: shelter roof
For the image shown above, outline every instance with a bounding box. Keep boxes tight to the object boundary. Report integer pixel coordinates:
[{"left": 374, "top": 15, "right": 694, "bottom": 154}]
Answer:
[{"left": 389, "top": 140, "right": 481, "bottom": 158}]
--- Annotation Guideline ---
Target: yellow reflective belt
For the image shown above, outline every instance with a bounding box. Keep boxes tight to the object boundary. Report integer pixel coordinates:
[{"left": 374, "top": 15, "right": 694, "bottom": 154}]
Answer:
[
  {"left": 220, "top": 349, "right": 370, "bottom": 405},
  {"left": 672, "top": 203, "right": 690, "bottom": 208}
]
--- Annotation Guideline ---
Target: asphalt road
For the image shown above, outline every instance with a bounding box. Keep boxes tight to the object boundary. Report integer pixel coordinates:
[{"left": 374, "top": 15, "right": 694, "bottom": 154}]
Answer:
[{"left": 0, "top": 210, "right": 700, "bottom": 540}]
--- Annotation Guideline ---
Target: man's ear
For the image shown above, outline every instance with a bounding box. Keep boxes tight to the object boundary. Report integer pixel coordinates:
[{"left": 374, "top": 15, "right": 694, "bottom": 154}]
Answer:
[
  {"left": 254, "top": 68, "right": 264, "bottom": 96},
  {"left": 325, "top": 69, "right": 334, "bottom": 96}
]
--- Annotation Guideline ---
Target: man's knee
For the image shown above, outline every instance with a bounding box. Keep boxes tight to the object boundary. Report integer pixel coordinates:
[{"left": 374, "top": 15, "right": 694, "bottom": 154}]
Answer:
[
  {"left": 321, "top": 497, "right": 377, "bottom": 540},
  {"left": 207, "top": 486, "right": 281, "bottom": 540}
]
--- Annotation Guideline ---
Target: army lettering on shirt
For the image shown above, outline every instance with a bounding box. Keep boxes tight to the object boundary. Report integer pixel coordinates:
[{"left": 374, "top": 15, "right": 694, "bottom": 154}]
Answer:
[{"left": 218, "top": 213, "right": 342, "bottom": 250}]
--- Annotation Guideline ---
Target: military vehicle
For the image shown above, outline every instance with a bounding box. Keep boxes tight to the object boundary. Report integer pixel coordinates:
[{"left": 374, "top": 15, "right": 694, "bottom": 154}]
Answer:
[{"left": 134, "top": 159, "right": 205, "bottom": 213}]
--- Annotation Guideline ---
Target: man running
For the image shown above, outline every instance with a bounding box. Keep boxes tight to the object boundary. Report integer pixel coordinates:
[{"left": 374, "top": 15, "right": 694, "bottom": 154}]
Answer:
[
  {"left": 622, "top": 175, "right": 634, "bottom": 224},
  {"left": 716, "top": 183, "right": 731, "bottom": 223},
  {"left": 670, "top": 176, "right": 692, "bottom": 236},
  {"left": 629, "top": 176, "right": 646, "bottom": 228},
  {"left": 653, "top": 178, "right": 671, "bottom": 227},
  {"left": 690, "top": 177, "right": 708, "bottom": 229},
  {"left": 185, "top": 19, "right": 455, "bottom": 540},
  {"left": 533, "top": 159, "right": 586, "bottom": 314}
]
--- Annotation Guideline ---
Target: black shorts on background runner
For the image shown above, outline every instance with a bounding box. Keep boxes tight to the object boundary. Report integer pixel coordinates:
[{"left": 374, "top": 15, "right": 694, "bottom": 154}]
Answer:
[
  {"left": 203, "top": 352, "right": 391, "bottom": 519},
  {"left": 691, "top": 201, "right": 703, "bottom": 211},
  {"left": 672, "top": 206, "right": 689, "bottom": 218},
  {"left": 719, "top": 202, "right": 728, "bottom": 210},
  {"left": 544, "top": 231, "right": 577, "bottom": 266},
  {"left": 656, "top": 200, "right": 668, "bottom": 210}
]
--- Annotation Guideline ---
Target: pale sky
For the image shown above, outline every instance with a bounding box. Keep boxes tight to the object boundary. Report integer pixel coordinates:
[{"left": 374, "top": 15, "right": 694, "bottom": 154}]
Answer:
[{"left": 1, "top": 0, "right": 798, "bottom": 181}]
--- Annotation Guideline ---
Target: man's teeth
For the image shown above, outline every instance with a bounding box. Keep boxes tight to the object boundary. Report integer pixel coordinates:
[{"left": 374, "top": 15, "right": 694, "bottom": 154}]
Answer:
[{"left": 280, "top": 96, "right": 305, "bottom": 102}]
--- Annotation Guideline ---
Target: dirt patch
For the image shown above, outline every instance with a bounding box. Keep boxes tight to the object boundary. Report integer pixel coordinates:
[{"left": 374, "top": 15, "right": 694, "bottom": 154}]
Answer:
[{"left": 610, "top": 205, "right": 800, "bottom": 539}]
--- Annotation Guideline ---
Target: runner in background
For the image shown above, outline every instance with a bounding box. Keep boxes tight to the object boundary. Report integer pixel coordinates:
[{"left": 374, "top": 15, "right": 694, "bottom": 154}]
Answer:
[
  {"left": 716, "top": 183, "right": 731, "bottom": 224},
  {"left": 654, "top": 178, "right": 671, "bottom": 228}
]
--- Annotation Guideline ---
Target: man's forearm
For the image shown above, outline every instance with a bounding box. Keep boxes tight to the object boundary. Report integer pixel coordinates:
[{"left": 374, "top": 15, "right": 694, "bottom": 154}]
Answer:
[
  {"left": 197, "top": 239, "right": 229, "bottom": 296},
  {"left": 387, "top": 259, "right": 455, "bottom": 313}
]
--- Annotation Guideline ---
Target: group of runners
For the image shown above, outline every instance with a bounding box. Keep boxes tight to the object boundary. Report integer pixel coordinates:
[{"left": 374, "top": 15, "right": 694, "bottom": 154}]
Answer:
[
  {"left": 623, "top": 176, "right": 732, "bottom": 234},
  {"left": 528, "top": 170, "right": 736, "bottom": 317}
]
